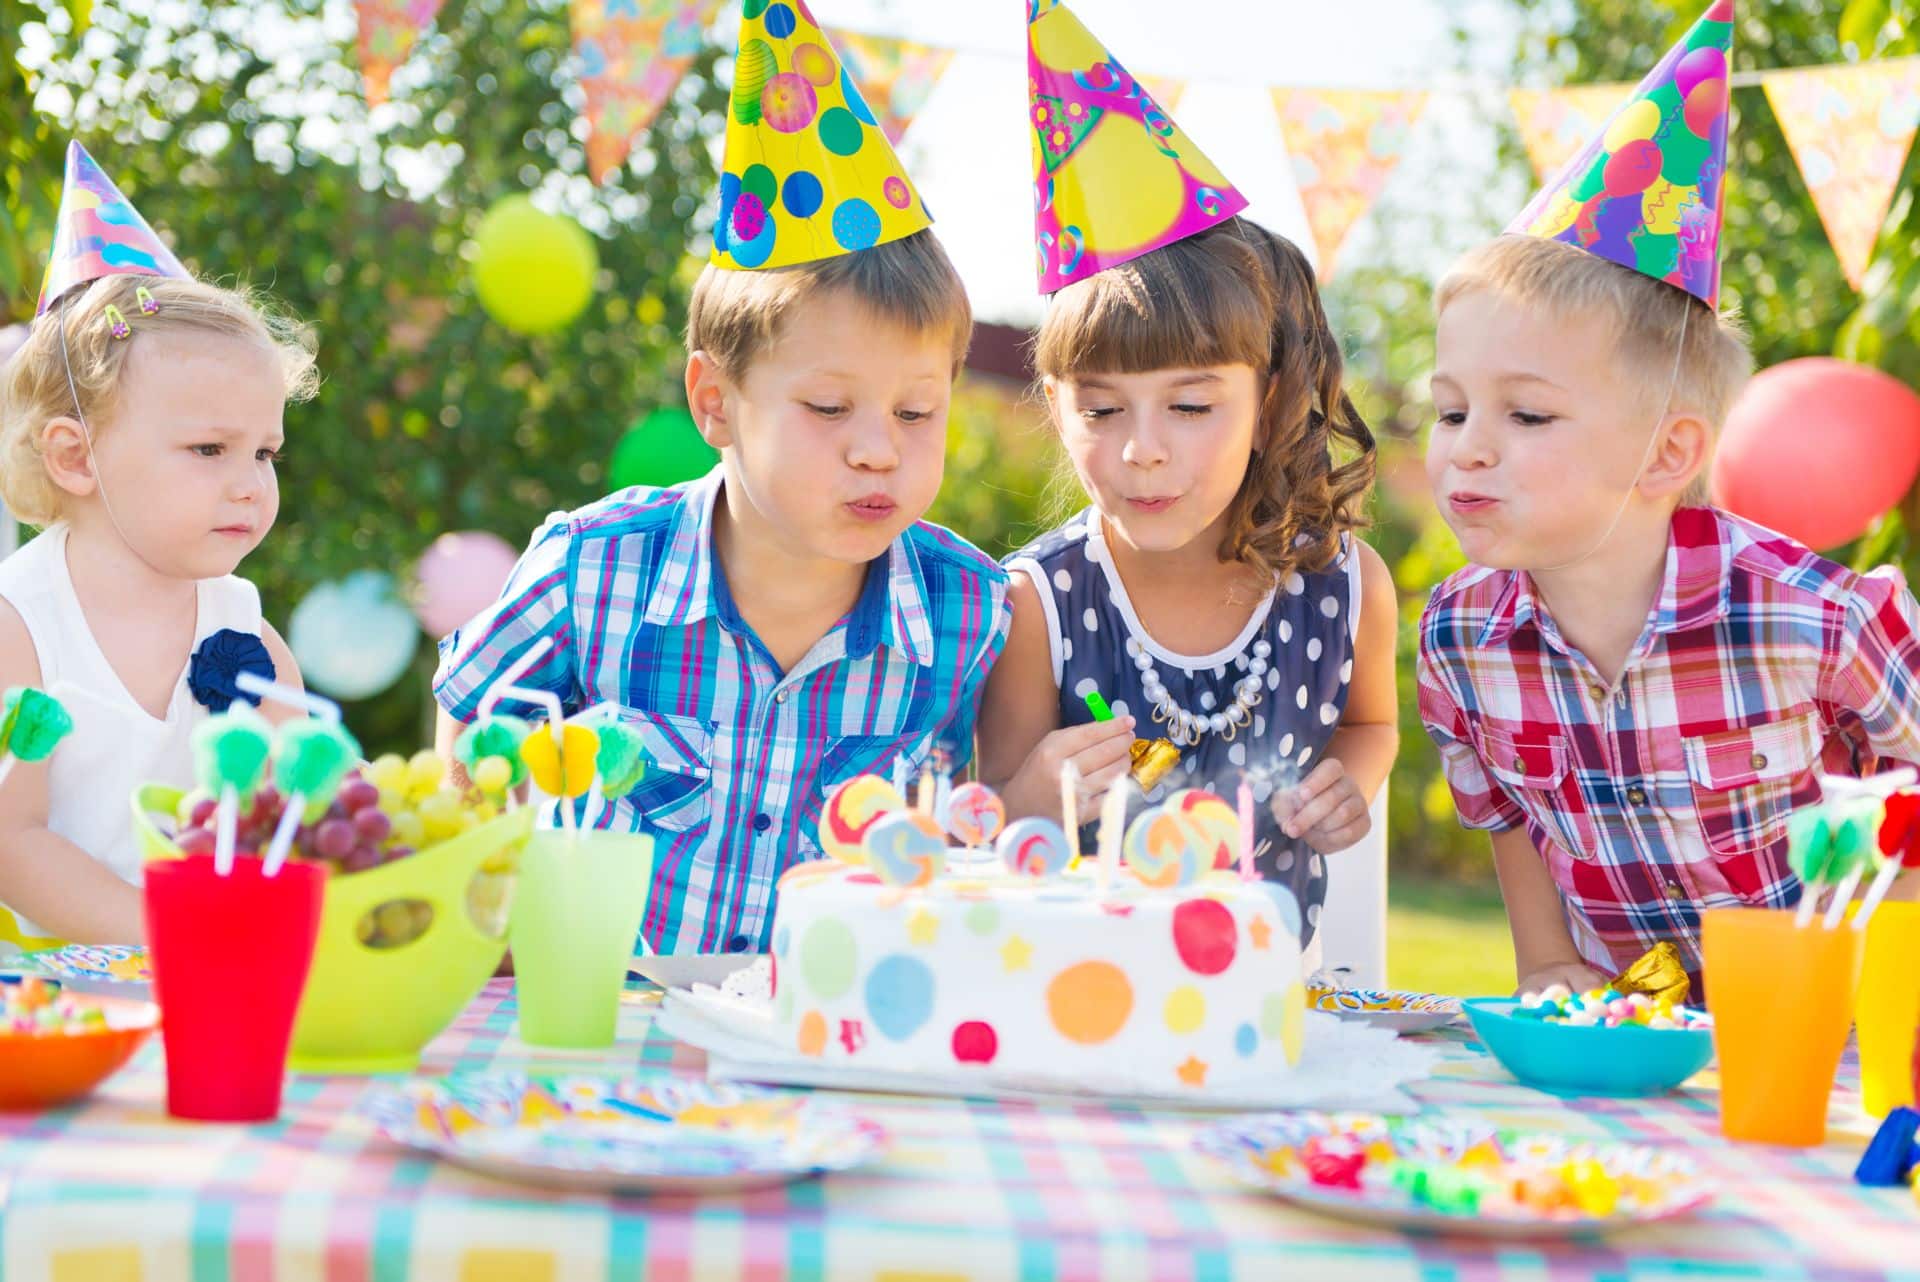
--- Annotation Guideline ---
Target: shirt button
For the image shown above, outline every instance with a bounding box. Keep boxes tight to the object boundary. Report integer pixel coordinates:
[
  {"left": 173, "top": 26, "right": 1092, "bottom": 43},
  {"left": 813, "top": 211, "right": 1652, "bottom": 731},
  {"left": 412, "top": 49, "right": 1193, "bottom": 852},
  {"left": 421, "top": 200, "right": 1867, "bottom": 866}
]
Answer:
[
  {"left": 1512, "top": 757, "right": 1527, "bottom": 774},
  {"left": 1665, "top": 881, "right": 1684, "bottom": 900},
  {"left": 753, "top": 812, "right": 772, "bottom": 833},
  {"left": 1626, "top": 786, "right": 1647, "bottom": 806},
  {"left": 1750, "top": 752, "right": 1768, "bottom": 771},
  {"left": 775, "top": 689, "right": 790, "bottom": 704},
  {"left": 727, "top": 934, "right": 751, "bottom": 953},
  {"left": 1589, "top": 684, "right": 1606, "bottom": 702}
]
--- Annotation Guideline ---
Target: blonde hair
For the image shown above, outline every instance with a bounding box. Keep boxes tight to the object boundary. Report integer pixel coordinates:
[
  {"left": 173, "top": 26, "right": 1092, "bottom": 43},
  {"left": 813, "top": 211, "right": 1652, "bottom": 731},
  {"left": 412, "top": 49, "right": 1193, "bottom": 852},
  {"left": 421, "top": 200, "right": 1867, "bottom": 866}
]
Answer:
[
  {"left": 0, "top": 275, "right": 318, "bottom": 526},
  {"left": 687, "top": 230, "right": 973, "bottom": 378},
  {"left": 1034, "top": 218, "right": 1376, "bottom": 585},
  {"left": 1436, "top": 235, "right": 1752, "bottom": 505}
]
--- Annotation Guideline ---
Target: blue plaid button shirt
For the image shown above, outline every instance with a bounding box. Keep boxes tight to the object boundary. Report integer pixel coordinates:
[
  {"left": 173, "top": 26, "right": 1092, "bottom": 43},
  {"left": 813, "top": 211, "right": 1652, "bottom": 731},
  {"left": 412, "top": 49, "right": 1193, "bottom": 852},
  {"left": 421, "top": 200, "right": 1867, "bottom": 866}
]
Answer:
[{"left": 434, "top": 470, "right": 1010, "bottom": 954}]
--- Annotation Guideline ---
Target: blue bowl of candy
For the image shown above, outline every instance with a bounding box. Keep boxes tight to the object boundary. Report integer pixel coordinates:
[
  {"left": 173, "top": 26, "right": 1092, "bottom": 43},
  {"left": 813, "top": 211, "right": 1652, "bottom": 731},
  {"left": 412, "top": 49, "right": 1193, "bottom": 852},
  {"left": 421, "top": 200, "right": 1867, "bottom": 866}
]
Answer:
[{"left": 1462, "top": 997, "right": 1715, "bottom": 1098}]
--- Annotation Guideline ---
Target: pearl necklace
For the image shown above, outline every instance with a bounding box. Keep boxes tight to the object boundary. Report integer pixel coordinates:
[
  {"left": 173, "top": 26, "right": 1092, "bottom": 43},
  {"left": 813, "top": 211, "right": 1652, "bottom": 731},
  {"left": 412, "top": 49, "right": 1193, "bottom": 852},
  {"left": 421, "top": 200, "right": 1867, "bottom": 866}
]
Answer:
[{"left": 1133, "top": 636, "right": 1271, "bottom": 746}]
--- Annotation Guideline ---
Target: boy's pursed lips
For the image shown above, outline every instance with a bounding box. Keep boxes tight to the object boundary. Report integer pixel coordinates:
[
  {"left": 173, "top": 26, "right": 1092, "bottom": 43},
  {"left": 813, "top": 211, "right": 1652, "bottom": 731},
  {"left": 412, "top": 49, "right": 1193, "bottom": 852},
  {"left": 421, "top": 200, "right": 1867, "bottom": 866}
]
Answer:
[
  {"left": 1447, "top": 490, "right": 1499, "bottom": 515},
  {"left": 844, "top": 492, "right": 898, "bottom": 522}
]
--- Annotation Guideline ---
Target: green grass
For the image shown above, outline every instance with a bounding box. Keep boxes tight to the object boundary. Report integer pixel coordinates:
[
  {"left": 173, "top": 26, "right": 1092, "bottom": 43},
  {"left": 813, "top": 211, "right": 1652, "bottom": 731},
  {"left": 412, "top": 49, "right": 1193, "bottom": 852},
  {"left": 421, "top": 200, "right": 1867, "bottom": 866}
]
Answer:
[{"left": 1386, "top": 877, "right": 1517, "bottom": 997}]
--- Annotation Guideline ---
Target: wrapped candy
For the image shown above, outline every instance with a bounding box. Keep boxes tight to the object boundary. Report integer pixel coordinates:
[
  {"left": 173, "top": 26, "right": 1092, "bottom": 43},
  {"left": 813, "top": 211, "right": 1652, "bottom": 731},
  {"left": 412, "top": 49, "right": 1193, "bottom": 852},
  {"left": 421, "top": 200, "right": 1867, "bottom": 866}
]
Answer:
[
  {"left": 0, "top": 686, "right": 73, "bottom": 763},
  {"left": 1609, "top": 941, "right": 1690, "bottom": 1007},
  {"left": 1129, "top": 737, "right": 1181, "bottom": 791}
]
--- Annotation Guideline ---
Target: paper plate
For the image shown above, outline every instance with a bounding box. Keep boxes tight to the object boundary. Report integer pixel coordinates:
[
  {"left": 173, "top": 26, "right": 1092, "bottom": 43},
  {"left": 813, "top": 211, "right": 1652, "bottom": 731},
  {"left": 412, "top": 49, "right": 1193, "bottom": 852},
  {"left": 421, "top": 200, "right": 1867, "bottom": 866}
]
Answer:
[
  {"left": 21, "top": 945, "right": 152, "bottom": 995},
  {"left": 628, "top": 953, "right": 761, "bottom": 992},
  {"left": 1307, "top": 987, "right": 1461, "bottom": 1033},
  {"left": 363, "top": 1072, "right": 885, "bottom": 1194},
  {"left": 1195, "top": 1112, "right": 1714, "bottom": 1239}
]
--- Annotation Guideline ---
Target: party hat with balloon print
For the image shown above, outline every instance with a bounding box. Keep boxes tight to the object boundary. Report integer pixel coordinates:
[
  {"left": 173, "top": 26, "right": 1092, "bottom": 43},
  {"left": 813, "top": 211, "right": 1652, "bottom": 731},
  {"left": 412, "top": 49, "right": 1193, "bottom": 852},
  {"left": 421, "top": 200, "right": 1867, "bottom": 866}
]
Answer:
[
  {"left": 710, "top": 0, "right": 932, "bottom": 271},
  {"left": 1027, "top": 0, "right": 1248, "bottom": 294},
  {"left": 1506, "top": 0, "right": 1734, "bottom": 307},
  {"left": 36, "top": 141, "right": 191, "bottom": 318}
]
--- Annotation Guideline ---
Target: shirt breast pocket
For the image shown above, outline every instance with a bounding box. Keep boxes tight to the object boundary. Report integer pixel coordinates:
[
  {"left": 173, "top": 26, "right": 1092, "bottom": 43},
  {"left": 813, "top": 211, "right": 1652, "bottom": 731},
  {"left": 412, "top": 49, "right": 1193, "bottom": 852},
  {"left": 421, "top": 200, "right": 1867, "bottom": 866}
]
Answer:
[
  {"left": 1682, "top": 709, "right": 1822, "bottom": 861},
  {"left": 613, "top": 709, "right": 714, "bottom": 835},
  {"left": 1479, "top": 724, "right": 1595, "bottom": 862},
  {"left": 795, "top": 732, "right": 925, "bottom": 855}
]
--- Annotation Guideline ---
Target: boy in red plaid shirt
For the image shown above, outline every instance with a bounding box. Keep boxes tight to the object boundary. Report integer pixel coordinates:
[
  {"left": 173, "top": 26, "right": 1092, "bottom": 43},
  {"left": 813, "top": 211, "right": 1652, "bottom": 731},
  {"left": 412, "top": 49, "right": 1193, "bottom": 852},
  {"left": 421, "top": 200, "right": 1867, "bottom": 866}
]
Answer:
[{"left": 1416, "top": 3, "right": 1920, "bottom": 993}]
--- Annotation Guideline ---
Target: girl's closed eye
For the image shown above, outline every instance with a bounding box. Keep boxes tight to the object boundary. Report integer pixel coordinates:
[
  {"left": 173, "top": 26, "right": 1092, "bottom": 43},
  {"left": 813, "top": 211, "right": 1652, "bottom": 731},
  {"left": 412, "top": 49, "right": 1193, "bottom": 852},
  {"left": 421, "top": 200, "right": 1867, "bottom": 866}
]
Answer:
[
  {"left": 804, "top": 400, "right": 848, "bottom": 420},
  {"left": 1077, "top": 405, "right": 1122, "bottom": 421},
  {"left": 895, "top": 408, "right": 935, "bottom": 425},
  {"left": 1170, "top": 401, "right": 1214, "bottom": 417},
  {"left": 1510, "top": 409, "right": 1558, "bottom": 427}
]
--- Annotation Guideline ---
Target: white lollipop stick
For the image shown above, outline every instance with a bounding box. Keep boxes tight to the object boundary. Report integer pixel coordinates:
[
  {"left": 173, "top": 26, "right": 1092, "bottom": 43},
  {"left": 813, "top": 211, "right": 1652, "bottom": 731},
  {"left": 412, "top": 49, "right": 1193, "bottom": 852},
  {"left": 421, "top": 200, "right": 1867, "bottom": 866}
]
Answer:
[
  {"left": 235, "top": 671, "right": 341, "bottom": 723},
  {"left": 0, "top": 757, "right": 15, "bottom": 793},
  {"left": 1853, "top": 857, "right": 1910, "bottom": 932},
  {"left": 1822, "top": 866, "right": 1865, "bottom": 930},
  {"left": 214, "top": 783, "right": 239, "bottom": 877},
  {"left": 477, "top": 636, "right": 555, "bottom": 719},
  {"left": 1097, "top": 779, "right": 1128, "bottom": 895}
]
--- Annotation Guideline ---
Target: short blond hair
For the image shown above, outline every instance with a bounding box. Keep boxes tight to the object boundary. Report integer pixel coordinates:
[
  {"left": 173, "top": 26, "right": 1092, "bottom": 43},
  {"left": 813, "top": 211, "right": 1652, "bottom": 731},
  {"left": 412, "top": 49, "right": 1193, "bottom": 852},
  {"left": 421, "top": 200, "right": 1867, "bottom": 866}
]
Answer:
[
  {"left": 1436, "top": 235, "right": 1752, "bottom": 504},
  {"left": 0, "top": 275, "right": 318, "bottom": 526},
  {"left": 687, "top": 230, "right": 972, "bottom": 379}
]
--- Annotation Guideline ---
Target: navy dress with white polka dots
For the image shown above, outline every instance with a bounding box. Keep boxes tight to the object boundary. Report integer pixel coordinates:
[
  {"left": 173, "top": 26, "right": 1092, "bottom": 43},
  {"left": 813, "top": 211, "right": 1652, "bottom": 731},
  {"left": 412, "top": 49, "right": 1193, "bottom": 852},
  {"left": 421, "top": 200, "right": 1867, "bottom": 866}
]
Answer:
[{"left": 1006, "top": 508, "right": 1359, "bottom": 948}]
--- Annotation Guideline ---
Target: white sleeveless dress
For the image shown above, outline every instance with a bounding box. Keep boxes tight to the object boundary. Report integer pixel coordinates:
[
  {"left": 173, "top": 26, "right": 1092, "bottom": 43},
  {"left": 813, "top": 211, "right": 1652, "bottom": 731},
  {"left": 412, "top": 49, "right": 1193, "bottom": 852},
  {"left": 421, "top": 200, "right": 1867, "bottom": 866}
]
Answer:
[{"left": 0, "top": 524, "right": 264, "bottom": 949}]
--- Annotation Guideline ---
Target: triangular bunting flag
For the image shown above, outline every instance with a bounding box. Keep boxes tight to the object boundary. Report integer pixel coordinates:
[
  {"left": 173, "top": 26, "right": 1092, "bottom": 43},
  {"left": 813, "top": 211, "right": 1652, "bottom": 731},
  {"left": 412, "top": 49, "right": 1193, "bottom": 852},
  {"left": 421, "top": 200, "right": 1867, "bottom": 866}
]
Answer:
[
  {"left": 573, "top": 0, "right": 720, "bottom": 183},
  {"left": 1509, "top": 84, "right": 1634, "bottom": 181},
  {"left": 1137, "top": 77, "right": 1186, "bottom": 114},
  {"left": 36, "top": 141, "right": 190, "bottom": 318},
  {"left": 1026, "top": 0, "right": 1247, "bottom": 293},
  {"left": 828, "top": 30, "right": 955, "bottom": 146},
  {"left": 1507, "top": 0, "right": 1734, "bottom": 307},
  {"left": 356, "top": 0, "right": 446, "bottom": 107},
  {"left": 1270, "top": 89, "right": 1428, "bottom": 278},
  {"left": 1764, "top": 61, "right": 1920, "bottom": 290},
  {"left": 710, "top": 0, "right": 931, "bottom": 271}
]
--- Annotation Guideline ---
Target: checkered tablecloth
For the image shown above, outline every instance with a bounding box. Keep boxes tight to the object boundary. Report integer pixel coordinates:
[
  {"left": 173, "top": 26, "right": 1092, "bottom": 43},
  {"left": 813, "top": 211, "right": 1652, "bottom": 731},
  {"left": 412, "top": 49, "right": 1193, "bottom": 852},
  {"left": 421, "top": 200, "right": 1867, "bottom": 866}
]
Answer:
[{"left": 2, "top": 981, "right": 1915, "bottom": 1282}]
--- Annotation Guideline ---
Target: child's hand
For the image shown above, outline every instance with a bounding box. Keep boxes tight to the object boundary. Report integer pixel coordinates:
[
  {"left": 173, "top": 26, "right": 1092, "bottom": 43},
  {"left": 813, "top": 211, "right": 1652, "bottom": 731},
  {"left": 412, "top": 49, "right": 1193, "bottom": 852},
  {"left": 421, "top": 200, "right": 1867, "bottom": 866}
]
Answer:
[
  {"left": 1003, "top": 716, "right": 1137, "bottom": 824},
  {"left": 1514, "top": 961, "right": 1609, "bottom": 1000},
  {"left": 1271, "top": 759, "right": 1371, "bottom": 852}
]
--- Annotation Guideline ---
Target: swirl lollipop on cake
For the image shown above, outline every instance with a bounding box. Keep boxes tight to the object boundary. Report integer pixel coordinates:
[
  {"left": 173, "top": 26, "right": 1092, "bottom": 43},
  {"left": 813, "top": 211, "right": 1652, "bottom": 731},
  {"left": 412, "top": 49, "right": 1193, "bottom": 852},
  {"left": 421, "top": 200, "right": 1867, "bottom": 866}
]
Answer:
[
  {"left": 863, "top": 810, "right": 944, "bottom": 888},
  {"left": 946, "top": 781, "right": 1006, "bottom": 848},
  {"left": 996, "top": 817, "right": 1071, "bottom": 879},
  {"left": 821, "top": 774, "right": 907, "bottom": 864}
]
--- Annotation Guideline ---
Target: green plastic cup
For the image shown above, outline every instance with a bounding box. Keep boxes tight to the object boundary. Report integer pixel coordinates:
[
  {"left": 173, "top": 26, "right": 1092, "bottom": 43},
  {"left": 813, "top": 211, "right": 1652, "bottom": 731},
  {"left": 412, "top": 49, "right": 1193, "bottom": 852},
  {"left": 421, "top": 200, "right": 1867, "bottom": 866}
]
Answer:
[{"left": 508, "top": 829, "right": 654, "bottom": 1049}]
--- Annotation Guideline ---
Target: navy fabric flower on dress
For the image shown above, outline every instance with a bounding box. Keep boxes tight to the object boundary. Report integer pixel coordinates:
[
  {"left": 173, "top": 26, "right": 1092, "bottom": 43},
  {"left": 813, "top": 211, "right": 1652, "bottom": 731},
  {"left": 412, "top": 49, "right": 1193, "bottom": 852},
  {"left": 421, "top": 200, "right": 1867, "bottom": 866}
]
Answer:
[{"left": 187, "top": 629, "right": 275, "bottom": 713}]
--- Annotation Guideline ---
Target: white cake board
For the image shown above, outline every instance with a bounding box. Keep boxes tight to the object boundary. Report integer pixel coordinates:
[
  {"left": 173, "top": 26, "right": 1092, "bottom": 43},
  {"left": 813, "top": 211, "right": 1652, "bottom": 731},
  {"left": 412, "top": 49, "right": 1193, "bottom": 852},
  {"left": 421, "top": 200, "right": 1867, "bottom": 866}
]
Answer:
[{"left": 658, "top": 988, "right": 1439, "bottom": 1114}]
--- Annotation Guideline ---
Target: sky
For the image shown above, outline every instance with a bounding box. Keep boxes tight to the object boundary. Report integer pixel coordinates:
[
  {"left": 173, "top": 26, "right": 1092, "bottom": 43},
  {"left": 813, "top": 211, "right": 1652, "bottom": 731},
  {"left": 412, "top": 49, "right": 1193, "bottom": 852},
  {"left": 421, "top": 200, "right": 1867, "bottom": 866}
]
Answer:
[{"left": 818, "top": 0, "right": 1531, "bottom": 324}]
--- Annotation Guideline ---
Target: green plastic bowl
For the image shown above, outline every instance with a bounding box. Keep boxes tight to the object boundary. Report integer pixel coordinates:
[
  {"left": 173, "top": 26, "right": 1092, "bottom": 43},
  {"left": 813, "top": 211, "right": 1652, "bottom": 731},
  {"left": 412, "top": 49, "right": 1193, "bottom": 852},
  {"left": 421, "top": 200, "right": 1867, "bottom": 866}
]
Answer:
[{"left": 133, "top": 785, "right": 534, "bottom": 1074}]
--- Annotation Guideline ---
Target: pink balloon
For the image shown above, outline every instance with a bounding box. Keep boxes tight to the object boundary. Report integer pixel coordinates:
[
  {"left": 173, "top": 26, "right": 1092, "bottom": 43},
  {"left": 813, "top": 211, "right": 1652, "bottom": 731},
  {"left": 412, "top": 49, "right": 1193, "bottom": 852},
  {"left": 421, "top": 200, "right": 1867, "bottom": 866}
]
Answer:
[
  {"left": 1675, "top": 46, "right": 1727, "bottom": 99},
  {"left": 412, "top": 532, "right": 520, "bottom": 638},
  {"left": 1603, "top": 139, "right": 1663, "bottom": 197},
  {"left": 1713, "top": 358, "right": 1920, "bottom": 551}
]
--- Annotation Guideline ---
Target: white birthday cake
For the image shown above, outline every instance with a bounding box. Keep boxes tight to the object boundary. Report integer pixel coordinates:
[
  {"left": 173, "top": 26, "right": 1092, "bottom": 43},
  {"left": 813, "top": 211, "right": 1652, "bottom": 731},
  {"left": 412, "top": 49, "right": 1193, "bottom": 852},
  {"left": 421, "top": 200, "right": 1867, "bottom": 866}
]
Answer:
[{"left": 766, "top": 850, "right": 1307, "bottom": 1094}]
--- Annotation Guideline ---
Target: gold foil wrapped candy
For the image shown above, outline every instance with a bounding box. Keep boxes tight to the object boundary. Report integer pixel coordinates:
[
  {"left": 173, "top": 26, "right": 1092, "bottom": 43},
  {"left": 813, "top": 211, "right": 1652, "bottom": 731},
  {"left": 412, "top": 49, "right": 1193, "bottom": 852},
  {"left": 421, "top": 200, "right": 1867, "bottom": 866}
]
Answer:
[
  {"left": 1610, "top": 941, "right": 1690, "bottom": 1007},
  {"left": 1129, "top": 738, "right": 1181, "bottom": 791}
]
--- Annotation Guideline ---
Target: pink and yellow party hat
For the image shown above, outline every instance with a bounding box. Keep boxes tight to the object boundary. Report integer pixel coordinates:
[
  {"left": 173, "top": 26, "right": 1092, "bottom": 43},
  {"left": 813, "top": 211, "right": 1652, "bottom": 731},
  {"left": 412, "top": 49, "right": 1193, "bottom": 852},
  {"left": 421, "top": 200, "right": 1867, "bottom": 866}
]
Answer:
[
  {"left": 1506, "top": 0, "right": 1734, "bottom": 307},
  {"left": 710, "top": 1, "right": 932, "bottom": 271},
  {"left": 1027, "top": 0, "right": 1248, "bottom": 294},
  {"left": 35, "top": 141, "right": 190, "bottom": 318}
]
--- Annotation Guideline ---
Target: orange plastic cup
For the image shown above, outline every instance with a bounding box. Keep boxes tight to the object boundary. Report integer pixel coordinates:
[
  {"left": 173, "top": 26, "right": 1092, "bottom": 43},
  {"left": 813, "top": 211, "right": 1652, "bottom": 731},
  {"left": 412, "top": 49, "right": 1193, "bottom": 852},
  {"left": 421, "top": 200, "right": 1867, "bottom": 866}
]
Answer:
[
  {"left": 1702, "top": 906, "right": 1864, "bottom": 1146},
  {"left": 1857, "top": 901, "right": 1920, "bottom": 1119}
]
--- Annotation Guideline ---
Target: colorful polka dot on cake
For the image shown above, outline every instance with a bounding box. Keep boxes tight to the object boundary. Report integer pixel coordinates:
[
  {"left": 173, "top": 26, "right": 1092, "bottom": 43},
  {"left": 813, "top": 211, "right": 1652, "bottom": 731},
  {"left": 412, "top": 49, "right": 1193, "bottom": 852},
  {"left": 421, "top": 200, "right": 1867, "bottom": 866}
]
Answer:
[{"left": 1048, "top": 961, "right": 1133, "bottom": 1045}]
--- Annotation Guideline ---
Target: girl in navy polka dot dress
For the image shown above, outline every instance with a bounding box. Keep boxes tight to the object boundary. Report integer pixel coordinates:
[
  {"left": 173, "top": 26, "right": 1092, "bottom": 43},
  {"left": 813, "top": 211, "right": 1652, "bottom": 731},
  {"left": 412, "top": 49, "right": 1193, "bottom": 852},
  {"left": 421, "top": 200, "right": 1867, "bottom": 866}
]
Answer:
[{"left": 978, "top": 219, "right": 1400, "bottom": 961}]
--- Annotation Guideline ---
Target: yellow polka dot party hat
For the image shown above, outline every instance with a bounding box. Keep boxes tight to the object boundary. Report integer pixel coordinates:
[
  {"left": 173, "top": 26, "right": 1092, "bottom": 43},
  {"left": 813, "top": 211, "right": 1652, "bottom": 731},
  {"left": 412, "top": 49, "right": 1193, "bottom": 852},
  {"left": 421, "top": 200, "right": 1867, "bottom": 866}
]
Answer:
[
  {"left": 1027, "top": 0, "right": 1248, "bottom": 294},
  {"left": 710, "top": 0, "right": 932, "bottom": 271},
  {"left": 1506, "top": 0, "right": 1733, "bottom": 306}
]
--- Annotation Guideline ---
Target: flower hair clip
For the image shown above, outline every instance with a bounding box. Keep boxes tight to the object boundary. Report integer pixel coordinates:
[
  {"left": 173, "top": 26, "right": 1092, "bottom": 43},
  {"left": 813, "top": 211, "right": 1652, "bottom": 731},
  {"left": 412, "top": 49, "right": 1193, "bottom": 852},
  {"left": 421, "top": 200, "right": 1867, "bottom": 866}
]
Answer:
[
  {"left": 103, "top": 305, "right": 131, "bottom": 340},
  {"left": 135, "top": 286, "right": 159, "bottom": 316}
]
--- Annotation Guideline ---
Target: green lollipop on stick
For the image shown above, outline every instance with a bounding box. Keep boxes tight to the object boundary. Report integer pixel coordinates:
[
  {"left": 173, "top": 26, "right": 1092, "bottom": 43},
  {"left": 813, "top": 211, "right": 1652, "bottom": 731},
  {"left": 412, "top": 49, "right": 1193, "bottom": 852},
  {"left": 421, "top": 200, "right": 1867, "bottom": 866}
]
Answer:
[
  {"left": 1821, "top": 796, "right": 1885, "bottom": 928},
  {"left": 262, "top": 719, "right": 364, "bottom": 877},
  {"left": 0, "top": 687, "right": 73, "bottom": 789},
  {"left": 593, "top": 720, "right": 650, "bottom": 798},
  {"left": 191, "top": 708, "right": 273, "bottom": 876},
  {"left": 455, "top": 715, "right": 531, "bottom": 799}
]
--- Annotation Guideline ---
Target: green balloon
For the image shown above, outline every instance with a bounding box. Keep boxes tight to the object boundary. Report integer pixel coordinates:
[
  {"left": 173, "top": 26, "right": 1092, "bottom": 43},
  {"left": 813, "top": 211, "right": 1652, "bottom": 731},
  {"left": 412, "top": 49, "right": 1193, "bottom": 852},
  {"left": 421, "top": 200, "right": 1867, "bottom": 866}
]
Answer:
[
  {"left": 472, "top": 195, "right": 598, "bottom": 336},
  {"left": 610, "top": 406, "right": 718, "bottom": 490}
]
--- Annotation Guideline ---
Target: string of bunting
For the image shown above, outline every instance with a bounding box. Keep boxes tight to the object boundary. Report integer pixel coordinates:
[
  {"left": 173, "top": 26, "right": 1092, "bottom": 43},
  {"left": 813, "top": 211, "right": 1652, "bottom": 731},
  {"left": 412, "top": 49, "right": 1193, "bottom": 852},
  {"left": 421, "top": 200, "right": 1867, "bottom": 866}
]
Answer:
[{"left": 351, "top": 0, "right": 1920, "bottom": 289}]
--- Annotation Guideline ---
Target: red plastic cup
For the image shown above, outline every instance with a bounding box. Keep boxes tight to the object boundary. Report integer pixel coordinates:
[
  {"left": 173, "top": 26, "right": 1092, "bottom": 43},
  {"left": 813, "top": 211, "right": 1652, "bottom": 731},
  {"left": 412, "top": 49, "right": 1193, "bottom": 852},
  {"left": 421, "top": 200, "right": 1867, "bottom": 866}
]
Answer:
[{"left": 144, "top": 854, "right": 324, "bottom": 1122}]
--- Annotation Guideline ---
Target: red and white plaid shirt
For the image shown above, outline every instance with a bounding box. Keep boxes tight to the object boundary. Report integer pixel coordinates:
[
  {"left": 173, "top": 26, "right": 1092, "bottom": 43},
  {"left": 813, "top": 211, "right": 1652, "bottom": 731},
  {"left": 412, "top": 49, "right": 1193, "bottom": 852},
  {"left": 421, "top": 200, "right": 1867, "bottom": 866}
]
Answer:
[{"left": 1417, "top": 506, "right": 1920, "bottom": 979}]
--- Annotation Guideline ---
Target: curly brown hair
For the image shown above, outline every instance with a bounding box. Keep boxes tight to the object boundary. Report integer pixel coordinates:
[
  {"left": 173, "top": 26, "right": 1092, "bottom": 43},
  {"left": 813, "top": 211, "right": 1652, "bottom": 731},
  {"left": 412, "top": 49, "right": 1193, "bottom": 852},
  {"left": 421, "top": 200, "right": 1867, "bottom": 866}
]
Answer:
[{"left": 1033, "top": 218, "right": 1375, "bottom": 584}]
